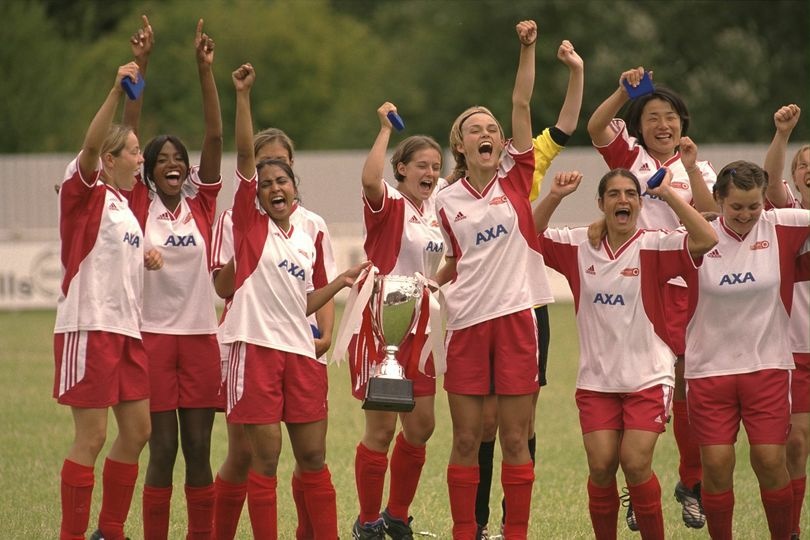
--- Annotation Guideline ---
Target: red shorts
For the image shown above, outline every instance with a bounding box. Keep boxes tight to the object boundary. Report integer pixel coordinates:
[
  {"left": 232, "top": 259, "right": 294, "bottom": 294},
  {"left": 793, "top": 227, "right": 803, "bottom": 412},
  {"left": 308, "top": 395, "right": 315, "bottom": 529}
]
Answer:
[
  {"left": 53, "top": 331, "right": 149, "bottom": 407},
  {"left": 348, "top": 333, "right": 436, "bottom": 400},
  {"left": 687, "top": 369, "right": 791, "bottom": 445},
  {"left": 662, "top": 283, "right": 688, "bottom": 357},
  {"left": 575, "top": 385, "right": 673, "bottom": 434},
  {"left": 142, "top": 332, "right": 221, "bottom": 412},
  {"left": 226, "top": 342, "right": 328, "bottom": 425},
  {"left": 792, "top": 353, "right": 810, "bottom": 414},
  {"left": 443, "top": 309, "right": 539, "bottom": 396}
]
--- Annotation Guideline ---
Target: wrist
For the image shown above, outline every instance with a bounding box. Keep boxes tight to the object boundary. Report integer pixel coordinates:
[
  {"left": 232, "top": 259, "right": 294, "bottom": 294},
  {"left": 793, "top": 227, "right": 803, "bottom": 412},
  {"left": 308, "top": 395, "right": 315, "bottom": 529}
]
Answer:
[{"left": 685, "top": 165, "right": 699, "bottom": 175}]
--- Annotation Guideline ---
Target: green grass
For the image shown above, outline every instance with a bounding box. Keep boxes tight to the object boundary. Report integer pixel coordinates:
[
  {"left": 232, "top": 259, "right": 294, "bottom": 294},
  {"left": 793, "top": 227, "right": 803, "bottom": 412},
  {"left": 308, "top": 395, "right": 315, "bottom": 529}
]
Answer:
[{"left": 0, "top": 305, "right": 797, "bottom": 538}]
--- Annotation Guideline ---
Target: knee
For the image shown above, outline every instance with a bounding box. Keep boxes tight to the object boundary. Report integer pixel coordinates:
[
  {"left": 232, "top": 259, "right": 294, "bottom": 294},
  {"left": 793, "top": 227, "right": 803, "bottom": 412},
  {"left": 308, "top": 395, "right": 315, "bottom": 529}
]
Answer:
[
  {"left": 77, "top": 429, "right": 108, "bottom": 460},
  {"left": 182, "top": 433, "right": 212, "bottom": 464},
  {"left": 295, "top": 447, "right": 326, "bottom": 472},
  {"left": 588, "top": 459, "right": 619, "bottom": 485},
  {"left": 453, "top": 431, "right": 480, "bottom": 460},
  {"left": 365, "top": 423, "right": 396, "bottom": 450},
  {"left": 620, "top": 457, "right": 652, "bottom": 486},
  {"left": 404, "top": 417, "right": 435, "bottom": 446},
  {"left": 787, "top": 427, "right": 810, "bottom": 461},
  {"left": 751, "top": 450, "right": 786, "bottom": 474},
  {"left": 498, "top": 431, "right": 527, "bottom": 462},
  {"left": 148, "top": 432, "right": 178, "bottom": 468}
]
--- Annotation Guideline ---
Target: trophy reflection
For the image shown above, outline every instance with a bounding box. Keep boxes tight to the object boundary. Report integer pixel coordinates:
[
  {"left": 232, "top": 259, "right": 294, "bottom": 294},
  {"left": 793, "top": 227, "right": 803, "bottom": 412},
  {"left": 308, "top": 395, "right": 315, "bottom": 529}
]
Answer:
[{"left": 363, "top": 275, "right": 424, "bottom": 412}]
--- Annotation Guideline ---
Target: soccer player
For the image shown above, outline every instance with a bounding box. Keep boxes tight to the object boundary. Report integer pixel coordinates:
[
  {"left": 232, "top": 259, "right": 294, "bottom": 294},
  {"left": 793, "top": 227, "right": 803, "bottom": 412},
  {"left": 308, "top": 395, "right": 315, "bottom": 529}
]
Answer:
[
  {"left": 220, "top": 62, "right": 367, "bottom": 539},
  {"left": 434, "top": 20, "right": 553, "bottom": 539},
  {"left": 761, "top": 103, "right": 809, "bottom": 539},
  {"left": 587, "top": 66, "right": 717, "bottom": 530},
  {"left": 120, "top": 17, "right": 224, "bottom": 540},
  {"left": 669, "top": 161, "right": 810, "bottom": 539},
  {"left": 349, "top": 102, "right": 444, "bottom": 540},
  {"left": 533, "top": 167, "right": 717, "bottom": 539},
  {"left": 54, "top": 61, "right": 154, "bottom": 540},
  {"left": 210, "top": 127, "right": 339, "bottom": 540},
  {"left": 474, "top": 39, "right": 583, "bottom": 539}
]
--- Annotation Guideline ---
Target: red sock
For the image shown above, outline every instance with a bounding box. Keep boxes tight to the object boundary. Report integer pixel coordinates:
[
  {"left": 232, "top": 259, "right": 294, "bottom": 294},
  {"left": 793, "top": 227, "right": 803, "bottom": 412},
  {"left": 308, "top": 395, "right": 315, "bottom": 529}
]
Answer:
[
  {"left": 702, "top": 488, "right": 734, "bottom": 540},
  {"left": 300, "top": 466, "right": 338, "bottom": 539},
  {"left": 587, "top": 477, "right": 618, "bottom": 540},
  {"left": 97, "top": 458, "right": 138, "bottom": 540},
  {"left": 213, "top": 474, "right": 247, "bottom": 540},
  {"left": 142, "top": 485, "right": 172, "bottom": 540},
  {"left": 672, "top": 399, "right": 701, "bottom": 488},
  {"left": 501, "top": 461, "right": 534, "bottom": 538},
  {"left": 628, "top": 474, "right": 664, "bottom": 540},
  {"left": 60, "top": 459, "right": 95, "bottom": 540},
  {"left": 185, "top": 484, "right": 214, "bottom": 540},
  {"left": 291, "top": 473, "right": 313, "bottom": 539},
  {"left": 791, "top": 476, "right": 806, "bottom": 536},
  {"left": 247, "top": 470, "right": 277, "bottom": 540},
  {"left": 447, "top": 464, "right": 479, "bottom": 539},
  {"left": 387, "top": 432, "right": 426, "bottom": 521},
  {"left": 761, "top": 483, "right": 794, "bottom": 539},
  {"left": 355, "top": 442, "right": 388, "bottom": 524}
]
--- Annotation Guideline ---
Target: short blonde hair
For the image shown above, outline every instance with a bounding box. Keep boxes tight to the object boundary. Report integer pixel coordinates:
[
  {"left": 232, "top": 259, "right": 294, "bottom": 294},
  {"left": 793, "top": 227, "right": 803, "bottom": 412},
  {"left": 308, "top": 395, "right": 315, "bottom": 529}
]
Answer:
[{"left": 100, "top": 124, "right": 134, "bottom": 158}]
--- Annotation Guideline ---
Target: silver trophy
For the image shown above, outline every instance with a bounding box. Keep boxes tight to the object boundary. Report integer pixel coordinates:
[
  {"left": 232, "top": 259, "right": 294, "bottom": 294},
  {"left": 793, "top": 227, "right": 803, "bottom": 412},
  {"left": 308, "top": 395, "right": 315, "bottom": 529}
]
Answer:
[{"left": 362, "top": 275, "right": 425, "bottom": 412}]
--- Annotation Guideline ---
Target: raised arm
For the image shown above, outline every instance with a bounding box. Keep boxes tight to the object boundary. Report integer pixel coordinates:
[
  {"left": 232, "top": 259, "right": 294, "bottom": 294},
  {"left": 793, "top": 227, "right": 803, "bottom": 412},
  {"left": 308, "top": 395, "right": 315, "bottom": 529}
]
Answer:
[
  {"left": 764, "top": 104, "right": 801, "bottom": 208},
  {"left": 511, "top": 20, "right": 537, "bottom": 153},
  {"left": 648, "top": 169, "right": 718, "bottom": 257},
  {"left": 533, "top": 171, "right": 583, "bottom": 231},
  {"left": 195, "top": 19, "right": 223, "bottom": 183},
  {"left": 587, "top": 66, "right": 647, "bottom": 146},
  {"left": 121, "top": 15, "right": 153, "bottom": 135},
  {"left": 555, "top": 40, "right": 584, "bottom": 136},
  {"left": 233, "top": 63, "right": 256, "bottom": 180},
  {"left": 360, "top": 102, "right": 396, "bottom": 205},
  {"left": 679, "top": 136, "right": 717, "bottom": 213},
  {"left": 79, "top": 63, "right": 139, "bottom": 179}
]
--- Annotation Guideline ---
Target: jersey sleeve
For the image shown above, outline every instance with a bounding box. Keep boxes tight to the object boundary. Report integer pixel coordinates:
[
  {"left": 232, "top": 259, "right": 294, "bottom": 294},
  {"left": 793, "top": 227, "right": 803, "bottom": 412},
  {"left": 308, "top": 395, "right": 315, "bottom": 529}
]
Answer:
[
  {"left": 539, "top": 227, "right": 582, "bottom": 278},
  {"left": 499, "top": 140, "right": 536, "bottom": 198},
  {"left": 593, "top": 119, "right": 642, "bottom": 169},
  {"left": 797, "top": 238, "right": 810, "bottom": 282},
  {"left": 185, "top": 167, "right": 222, "bottom": 225},
  {"left": 232, "top": 169, "right": 258, "bottom": 236},
  {"left": 211, "top": 209, "right": 234, "bottom": 272}
]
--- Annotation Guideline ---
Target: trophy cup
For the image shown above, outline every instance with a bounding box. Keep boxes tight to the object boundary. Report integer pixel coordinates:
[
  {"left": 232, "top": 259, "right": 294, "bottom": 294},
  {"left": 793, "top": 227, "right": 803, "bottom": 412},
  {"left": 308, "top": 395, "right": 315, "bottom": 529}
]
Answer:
[{"left": 362, "top": 275, "right": 424, "bottom": 412}]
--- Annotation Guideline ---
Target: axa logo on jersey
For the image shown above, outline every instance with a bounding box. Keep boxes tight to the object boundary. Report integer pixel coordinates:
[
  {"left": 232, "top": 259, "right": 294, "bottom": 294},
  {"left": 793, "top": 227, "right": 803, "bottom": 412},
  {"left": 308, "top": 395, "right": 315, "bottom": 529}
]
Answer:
[
  {"left": 278, "top": 259, "right": 306, "bottom": 281},
  {"left": 475, "top": 224, "right": 508, "bottom": 245},
  {"left": 123, "top": 232, "right": 140, "bottom": 247},
  {"left": 163, "top": 234, "right": 197, "bottom": 247},
  {"left": 425, "top": 241, "right": 443, "bottom": 253},
  {"left": 719, "top": 272, "right": 755, "bottom": 285},
  {"left": 593, "top": 292, "right": 625, "bottom": 305}
]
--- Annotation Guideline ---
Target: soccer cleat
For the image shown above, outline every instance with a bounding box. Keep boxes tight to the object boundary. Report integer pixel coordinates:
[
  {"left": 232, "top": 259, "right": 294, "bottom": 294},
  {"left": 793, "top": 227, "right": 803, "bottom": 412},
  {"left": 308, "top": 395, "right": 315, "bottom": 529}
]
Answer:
[
  {"left": 476, "top": 524, "right": 490, "bottom": 539},
  {"left": 381, "top": 507, "right": 415, "bottom": 539},
  {"left": 620, "top": 487, "right": 639, "bottom": 532},
  {"left": 674, "top": 481, "right": 706, "bottom": 529},
  {"left": 352, "top": 517, "right": 386, "bottom": 540},
  {"left": 89, "top": 530, "right": 131, "bottom": 540}
]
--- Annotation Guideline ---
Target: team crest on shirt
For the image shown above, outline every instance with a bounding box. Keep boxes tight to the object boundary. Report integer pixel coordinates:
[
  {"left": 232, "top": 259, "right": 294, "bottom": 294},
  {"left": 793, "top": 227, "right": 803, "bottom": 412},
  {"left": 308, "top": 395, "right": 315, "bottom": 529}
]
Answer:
[
  {"left": 750, "top": 240, "right": 770, "bottom": 250},
  {"left": 620, "top": 267, "right": 640, "bottom": 277},
  {"left": 719, "top": 272, "right": 755, "bottom": 285},
  {"left": 489, "top": 195, "right": 508, "bottom": 206},
  {"left": 278, "top": 259, "right": 306, "bottom": 281},
  {"left": 671, "top": 181, "right": 689, "bottom": 190},
  {"left": 475, "top": 224, "right": 508, "bottom": 245}
]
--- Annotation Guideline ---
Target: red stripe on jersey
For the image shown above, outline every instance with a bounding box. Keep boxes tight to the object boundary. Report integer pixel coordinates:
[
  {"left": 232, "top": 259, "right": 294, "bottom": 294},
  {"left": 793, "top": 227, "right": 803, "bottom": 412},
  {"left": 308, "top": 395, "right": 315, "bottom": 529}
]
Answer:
[
  {"left": 59, "top": 174, "right": 106, "bottom": 297},
  {"left": 596, "top": 120, "right": 643, "bottom": 169},
  {"left": 363, "top": 185, "right": 405, "bottom": 274},
  {"left": 438, "top": 207, "right": 462, "bottom": 275},
  {"left": 312, "top": 230, "right": 328, "bottom": 289}
]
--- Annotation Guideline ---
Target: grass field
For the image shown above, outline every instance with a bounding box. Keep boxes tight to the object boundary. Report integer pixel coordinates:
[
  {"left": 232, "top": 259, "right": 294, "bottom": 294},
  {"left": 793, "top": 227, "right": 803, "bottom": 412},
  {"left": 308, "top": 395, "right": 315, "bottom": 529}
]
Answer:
[{"left": 0, "top": 305, "right": 798, "bottom": 538}]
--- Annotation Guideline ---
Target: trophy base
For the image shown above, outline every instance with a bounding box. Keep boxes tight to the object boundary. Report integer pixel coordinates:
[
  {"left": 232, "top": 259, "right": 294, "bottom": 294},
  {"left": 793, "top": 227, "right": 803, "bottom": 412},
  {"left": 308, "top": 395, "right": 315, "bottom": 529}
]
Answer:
[{"left": 362, "top": 377, "right": 415, "bottom": 412}]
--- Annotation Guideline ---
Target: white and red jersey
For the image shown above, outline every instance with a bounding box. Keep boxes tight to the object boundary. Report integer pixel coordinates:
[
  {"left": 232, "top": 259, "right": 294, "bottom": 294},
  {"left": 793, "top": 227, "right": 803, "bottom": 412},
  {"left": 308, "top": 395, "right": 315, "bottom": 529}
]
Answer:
[
  {"left": 594, "top": 119, "right": 716, "bottom": 231},
  {"left": 764, "top": 186, "right": 810, "bottom": 354},
  {"left": 54, "top": 154, "right": 143, "bottom": 338},
  {"left": 674, "top": 209, "right": 810, "bottom": 378},
  {"left": 363, "top": 181, "right": 444, "bottom": 277},
  {"left": 220, "top": 170, "right": 317, "bottom": 359},
  {"left": 540, "top": 227, "right": 689, "bottom": 392},
  {"left": 436, "top": 142, "right": 554, "bottom": 330},
  {"left": 125, "top": 169, "right": 220, "bottom": 334},
  {"left": 211, "top": 208, "right": 235, "bottom": 275}
]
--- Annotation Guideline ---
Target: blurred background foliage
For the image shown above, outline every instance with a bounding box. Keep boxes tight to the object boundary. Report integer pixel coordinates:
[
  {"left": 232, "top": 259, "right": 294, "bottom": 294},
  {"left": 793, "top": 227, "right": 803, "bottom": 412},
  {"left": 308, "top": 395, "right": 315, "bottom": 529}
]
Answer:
[{"left": 3, "top": 0, "right": 808, "bottom": 153}]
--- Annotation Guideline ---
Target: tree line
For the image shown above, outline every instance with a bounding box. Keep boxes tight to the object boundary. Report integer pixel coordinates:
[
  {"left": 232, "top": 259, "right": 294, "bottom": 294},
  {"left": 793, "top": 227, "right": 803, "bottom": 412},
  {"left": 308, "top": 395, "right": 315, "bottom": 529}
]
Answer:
[{"left": 3, "top": 0, "right": 807, "bottom": 153}]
